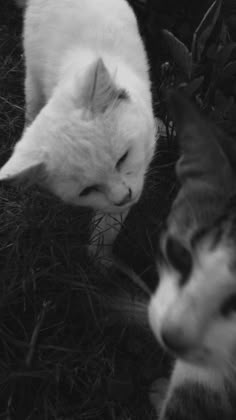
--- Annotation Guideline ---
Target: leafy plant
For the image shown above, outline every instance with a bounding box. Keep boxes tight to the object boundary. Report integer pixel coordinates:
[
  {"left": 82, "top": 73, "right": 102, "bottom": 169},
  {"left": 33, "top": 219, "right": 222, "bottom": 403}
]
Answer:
[{"left": 161, "top": 0, "right": 236, "bottom": 134}]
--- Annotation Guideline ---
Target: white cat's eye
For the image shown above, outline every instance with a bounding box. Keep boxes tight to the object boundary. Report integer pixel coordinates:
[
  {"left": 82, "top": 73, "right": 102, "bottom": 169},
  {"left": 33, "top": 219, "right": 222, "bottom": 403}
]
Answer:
[
  {"left": 221, "top": 294, "right": 236, "bottom": 316},
  {"left": 80, "top": 185, "right": 99, "bottom": 197},
  {"left": 116, "top": 151, "right": 129, "bottom": 170},
  {"left": 165, "top": 236, "right": 192, "bottom": 284}
]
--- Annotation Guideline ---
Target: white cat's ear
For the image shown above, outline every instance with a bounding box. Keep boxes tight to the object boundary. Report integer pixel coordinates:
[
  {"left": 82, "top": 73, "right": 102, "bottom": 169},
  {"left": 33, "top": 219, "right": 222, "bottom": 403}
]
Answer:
[
  {"left": 0, "top": 146, "right": 47, "bottom": 187},
  {"left": 84, "top": 58, "right": 127, "bottom": 113}
]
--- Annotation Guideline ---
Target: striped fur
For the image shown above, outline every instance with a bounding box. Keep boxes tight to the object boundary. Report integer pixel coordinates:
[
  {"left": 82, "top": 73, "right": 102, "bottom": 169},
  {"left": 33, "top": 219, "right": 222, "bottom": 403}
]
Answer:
[{"left": 149, "top": 92, "right": 236, "bottom": 419}]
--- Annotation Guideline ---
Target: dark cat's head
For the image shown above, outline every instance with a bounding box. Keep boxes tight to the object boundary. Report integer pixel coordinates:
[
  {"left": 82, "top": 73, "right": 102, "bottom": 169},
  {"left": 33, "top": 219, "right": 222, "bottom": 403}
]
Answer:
[{"left": 149, "top": 91, "right": 236, "bottom": 377}]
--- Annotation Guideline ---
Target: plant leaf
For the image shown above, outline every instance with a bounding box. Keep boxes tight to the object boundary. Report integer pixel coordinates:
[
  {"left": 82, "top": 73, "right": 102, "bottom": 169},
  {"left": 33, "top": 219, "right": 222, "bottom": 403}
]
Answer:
[
  {"left": 162, "top": 29, "right": 192, "bottom": 79},
  {"left": 183, "top": 76, "right": 204, "bottom": 97},
  {"left": 221, "top": 61, "right": 236, "bottom": 80},
  {"left": 192, "top": 0, "right": 223, "bottom": 62},
  {"left": 214, "top": 89, "right": 232, "bottom": 112},
  {"left": 215, "top": 43, "right": 236, "bottom": 69}
]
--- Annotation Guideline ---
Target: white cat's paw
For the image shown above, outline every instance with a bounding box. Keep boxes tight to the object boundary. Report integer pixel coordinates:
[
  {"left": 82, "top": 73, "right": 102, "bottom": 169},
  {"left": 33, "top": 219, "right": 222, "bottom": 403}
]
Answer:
[{"left": 149, "top": 378, "right": 169, "bottom": 415}]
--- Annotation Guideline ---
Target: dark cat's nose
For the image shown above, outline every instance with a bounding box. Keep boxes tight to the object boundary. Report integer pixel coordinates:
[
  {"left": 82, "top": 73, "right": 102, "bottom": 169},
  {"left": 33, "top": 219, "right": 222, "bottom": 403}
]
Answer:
[
  {"left": 115, "top": 188, "right": 132, "bottom": 206},
  {"left": 161, "top": 326, "right": 191, "bottom": 356}
]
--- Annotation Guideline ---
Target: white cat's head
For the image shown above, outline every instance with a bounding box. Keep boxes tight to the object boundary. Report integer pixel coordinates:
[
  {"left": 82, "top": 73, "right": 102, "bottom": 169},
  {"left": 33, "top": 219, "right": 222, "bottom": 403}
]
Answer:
[
  {"left": 149, "top": 91, "right": 236, "bottom": 378},
  {"left": 0, "top": 59, "right": 155, "bottom": 213}
]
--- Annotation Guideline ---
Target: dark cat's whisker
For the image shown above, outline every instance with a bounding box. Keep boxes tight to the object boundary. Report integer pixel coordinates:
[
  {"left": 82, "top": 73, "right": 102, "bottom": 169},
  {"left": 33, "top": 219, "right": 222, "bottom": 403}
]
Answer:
[
  {"left": 113, "top": 258, "right": 151, "bottom": 296},
  {"left": 224, "top": 357, "right": 236, "bottom": 379},
  {"left": 109, "top": 295, "right": 149, "bottom": 328}
]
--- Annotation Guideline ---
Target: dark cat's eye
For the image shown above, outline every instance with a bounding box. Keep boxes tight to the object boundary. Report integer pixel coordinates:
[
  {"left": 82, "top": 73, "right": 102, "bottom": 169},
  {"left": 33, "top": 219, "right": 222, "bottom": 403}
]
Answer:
[
  {"left": 80, "top": 185, "right": 99, "bottom": 197},
  {"left": 165, "top": 236, "right": 192, "bottom": 284},
  {"left": 118, "top": 89, "right": 128, "bottom": 100},
  {"left": 221, "top": 294, "right": 236, "bottom": 316},
  {"left": 116, "top": 151, "right": 129, "bottom": 169}
]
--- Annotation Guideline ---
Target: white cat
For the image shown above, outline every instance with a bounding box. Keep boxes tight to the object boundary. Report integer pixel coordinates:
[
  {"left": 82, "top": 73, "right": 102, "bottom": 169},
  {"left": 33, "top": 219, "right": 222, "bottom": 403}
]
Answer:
[{"left": 5, "top": 0, "right": 156, "bottom": 256}]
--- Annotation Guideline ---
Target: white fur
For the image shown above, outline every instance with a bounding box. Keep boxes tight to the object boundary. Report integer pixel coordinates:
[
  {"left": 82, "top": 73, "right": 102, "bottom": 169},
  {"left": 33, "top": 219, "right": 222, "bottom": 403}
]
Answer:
[
  {"left": 158, "top": 360, "right": 231, "bottom": 417},
  {"left": 2, "top": 0, "right": 156, "bottom": 253},
  {"left": 170, "top": 360, "right": 225, "bottom": 391}
]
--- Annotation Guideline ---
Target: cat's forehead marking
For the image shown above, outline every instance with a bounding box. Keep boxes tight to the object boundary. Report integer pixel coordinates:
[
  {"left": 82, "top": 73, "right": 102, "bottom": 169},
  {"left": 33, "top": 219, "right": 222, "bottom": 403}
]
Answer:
[
  {"left": 195, "top": 244, "right": 232, "bottom": 283},
  {"left": 190, "top": 209, "right": 236, "bottom": 266},
  {"left": 155, "top": 244, "right": 235, "bottom": 332},
  {"left": 159, "top": 234, "right": 236, "bottom": 310}
]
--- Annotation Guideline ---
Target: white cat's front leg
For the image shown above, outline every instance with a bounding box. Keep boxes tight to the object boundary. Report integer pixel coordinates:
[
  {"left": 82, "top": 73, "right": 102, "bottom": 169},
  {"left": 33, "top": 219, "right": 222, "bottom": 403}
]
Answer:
[
  {"left": 25, "top": 71, "right": 45, "bottom": 125},
  {"left": 89, "top": 210, "right": 129, "bottom": 262}
]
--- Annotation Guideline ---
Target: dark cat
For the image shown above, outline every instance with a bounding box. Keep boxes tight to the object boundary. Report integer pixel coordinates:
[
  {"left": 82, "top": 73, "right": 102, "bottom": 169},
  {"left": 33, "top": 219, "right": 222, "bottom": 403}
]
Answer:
[{"left": 149, "top": 91, "right": 236, "bottom": 419}]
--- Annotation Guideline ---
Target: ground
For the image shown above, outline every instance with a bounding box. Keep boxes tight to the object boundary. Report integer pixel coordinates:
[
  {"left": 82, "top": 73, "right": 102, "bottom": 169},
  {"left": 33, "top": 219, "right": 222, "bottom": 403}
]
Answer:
[{"left": 0, "top": 1, "right": 235, "bottom": 419}]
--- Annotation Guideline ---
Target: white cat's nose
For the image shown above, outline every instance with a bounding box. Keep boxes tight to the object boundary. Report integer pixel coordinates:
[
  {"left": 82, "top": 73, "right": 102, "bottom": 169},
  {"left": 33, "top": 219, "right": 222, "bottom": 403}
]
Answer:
[{"left": 114, "top": 187, "right": 132, "bottom": 206}]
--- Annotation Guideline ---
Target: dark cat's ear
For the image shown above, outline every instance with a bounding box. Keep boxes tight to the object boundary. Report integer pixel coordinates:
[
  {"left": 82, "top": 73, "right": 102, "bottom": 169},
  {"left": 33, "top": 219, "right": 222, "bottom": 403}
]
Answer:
[
  {"left": 84, "top": 58, "right": 127, "bottom": 113},
  {"left": 167, "top": 90, "right": 234, "bottom": 196},
  {"left": 166, "top": 90, "right": 235, "bottom": 239}
]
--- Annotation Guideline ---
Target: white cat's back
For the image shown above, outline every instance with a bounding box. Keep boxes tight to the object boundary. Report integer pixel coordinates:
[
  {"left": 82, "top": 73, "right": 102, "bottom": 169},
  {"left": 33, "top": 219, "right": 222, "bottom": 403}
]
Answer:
[
  {"left": 24, "top": 0, "right": 150, "bottom": 100},
  {"left": 1, "top": 0, "right": 156, "bottom": 253}
]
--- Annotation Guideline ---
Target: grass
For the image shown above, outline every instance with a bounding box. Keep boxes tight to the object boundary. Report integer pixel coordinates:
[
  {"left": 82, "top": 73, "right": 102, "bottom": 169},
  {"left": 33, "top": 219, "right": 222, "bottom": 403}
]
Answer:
[{"left": 1, "top": 0, "right": 228, "bottom": 419}]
